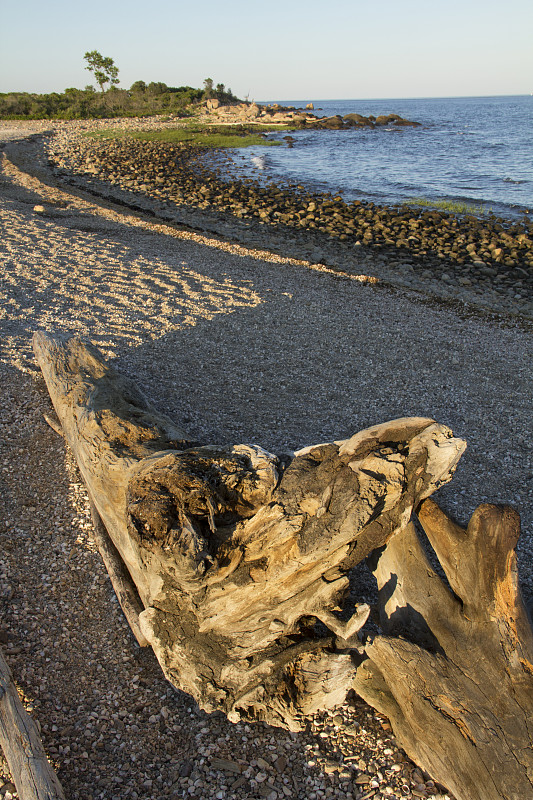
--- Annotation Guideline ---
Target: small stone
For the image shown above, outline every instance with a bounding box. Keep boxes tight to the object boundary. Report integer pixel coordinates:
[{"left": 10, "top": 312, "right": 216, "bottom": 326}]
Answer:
[
  {"left": 343, "top": 722, "right": 360, "bottom": 735},
  {"left": 256, "top": 785, "right": 276, "bottom": 799},
  {"left": 33, "top": 205, "right": 46, "bottom": 213},
  {"left": 274, "top": 755, "right": 287, "bottom": 772},
  {"left": 211, "top": 757, "right": 242, "bottom": 774},
  {"left": 332, "top": 713, "right": 344, "bottom": 725},
  {"left": 179, "top": 761, "right": 193, "bottom": 777}
]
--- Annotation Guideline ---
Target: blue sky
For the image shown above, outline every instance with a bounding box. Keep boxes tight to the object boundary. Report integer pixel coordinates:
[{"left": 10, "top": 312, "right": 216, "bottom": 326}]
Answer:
[{"left": 1, "top": 0, "right": 531, "bottom": 100}]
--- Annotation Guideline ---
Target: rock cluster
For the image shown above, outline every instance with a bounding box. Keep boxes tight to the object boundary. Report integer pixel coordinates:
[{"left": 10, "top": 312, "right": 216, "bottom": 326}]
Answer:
[
  {"left": 205, "top": 101, "right": 420, "bottom": 129},
  {"left": 46, "top": 134, "right": 533, "bottom": 316},
  {"left": 302, "top": 113, "right": 420, "bottom": 130}
]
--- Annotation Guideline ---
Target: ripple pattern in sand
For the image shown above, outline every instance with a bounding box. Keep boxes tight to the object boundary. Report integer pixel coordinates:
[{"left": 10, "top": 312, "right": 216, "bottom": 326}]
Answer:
[{"left": 0, "top": 202, "right": 262, "bottom": 370}]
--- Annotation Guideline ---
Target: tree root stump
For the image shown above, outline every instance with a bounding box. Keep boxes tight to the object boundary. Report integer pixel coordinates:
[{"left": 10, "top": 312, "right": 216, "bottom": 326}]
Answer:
[
  {"left": 33, "top": 331, "right": 465, "bottom": 730},
  {"left": 33, "top": 330, "right": 533, "bottom": 800}
]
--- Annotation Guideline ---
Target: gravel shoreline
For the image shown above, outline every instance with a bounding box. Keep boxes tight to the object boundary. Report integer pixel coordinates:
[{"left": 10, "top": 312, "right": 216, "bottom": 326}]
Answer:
[
  {"left": 42, "top": 119, "right": 533, "bottom": 319},
  {"left": 0, "top": 120, "right": 531, "bottom": 800}
]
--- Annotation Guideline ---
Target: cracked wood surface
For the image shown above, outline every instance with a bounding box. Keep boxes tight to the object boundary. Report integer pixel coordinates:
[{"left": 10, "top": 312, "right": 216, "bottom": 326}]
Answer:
[{"left": 354, "top": 500, "right": 533, "bottom": 800}]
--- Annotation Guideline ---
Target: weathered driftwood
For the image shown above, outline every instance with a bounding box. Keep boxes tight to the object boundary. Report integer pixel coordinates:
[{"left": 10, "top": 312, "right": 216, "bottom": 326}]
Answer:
[
  {"left": 354, "top": 499, "right": 533, "bottom": 800},
  {"left": 0, "top": 646, "right": 65, "bottom": 800},
  {"left": 42, "top": 411, "right": 149, "bottom": 646},
  {"left": 88, "top": 499, "right": 149, "bottom": 647},
  {"left": 33, "top": 331, "right": 465, "bottom": 730}
]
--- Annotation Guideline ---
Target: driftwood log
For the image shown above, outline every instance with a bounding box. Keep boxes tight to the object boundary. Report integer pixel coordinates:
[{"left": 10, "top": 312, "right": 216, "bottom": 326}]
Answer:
[
  {"left": 88, "top": 500, "right": 149, "bottom": 647},
  {"left": 353, "top": 500, "right": 533, "bottom": 800},
  {"left": 33, "top": 331, "right": 465, "bottom": 731},
  {"left": 0, "top": 646, "right": 65, "bottom": 800},
  {"left": 33, "top": 331, "right": 533, "bottom": 800}
]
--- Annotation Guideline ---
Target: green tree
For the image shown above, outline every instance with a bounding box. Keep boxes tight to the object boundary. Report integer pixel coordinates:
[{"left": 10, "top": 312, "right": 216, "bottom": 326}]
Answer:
[
  {"left": 203, "top": 77, "right": 214, "bottom": 98},
  {"left": 147, "top": 81, "right": 168, "bottom": 95},
  {"left": 84, "top": 50, "right": 119, "bottom": 93}
]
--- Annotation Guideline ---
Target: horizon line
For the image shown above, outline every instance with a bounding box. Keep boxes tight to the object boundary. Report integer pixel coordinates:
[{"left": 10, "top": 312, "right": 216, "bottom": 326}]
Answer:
[{"left": 259, "top": 93, "right": 530, "bottom": 103}]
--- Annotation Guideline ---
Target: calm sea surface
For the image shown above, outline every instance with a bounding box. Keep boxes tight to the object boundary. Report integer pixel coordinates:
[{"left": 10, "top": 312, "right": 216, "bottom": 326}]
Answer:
[{"left": 236, "top": 96, "right": 532, "bottom": 219}]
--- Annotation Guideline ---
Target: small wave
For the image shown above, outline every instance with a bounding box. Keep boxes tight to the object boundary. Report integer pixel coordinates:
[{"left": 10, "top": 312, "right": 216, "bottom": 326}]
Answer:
[{"left": 251, "top": 155, "right": 266, "bottom": 170}]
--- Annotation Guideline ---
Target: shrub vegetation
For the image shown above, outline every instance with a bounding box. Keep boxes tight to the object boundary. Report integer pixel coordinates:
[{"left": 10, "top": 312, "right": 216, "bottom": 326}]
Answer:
[{"left": 0, "top": 80, "right": 239, "bottom": 120}]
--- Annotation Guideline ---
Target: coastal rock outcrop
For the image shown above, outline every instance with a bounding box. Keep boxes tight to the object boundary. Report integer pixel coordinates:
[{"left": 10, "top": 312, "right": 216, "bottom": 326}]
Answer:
[
  {"left": 310, "top": 113, "right": 420, "bottom": 130},
  {"left": 205, "top": 101, "right": 420, "bottom": 129}
]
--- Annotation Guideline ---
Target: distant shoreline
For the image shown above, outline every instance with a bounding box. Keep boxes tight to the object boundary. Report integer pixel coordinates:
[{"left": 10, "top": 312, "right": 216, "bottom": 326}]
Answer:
[{"left": 259, "top": 93, "right": 531, "bottom": 103}]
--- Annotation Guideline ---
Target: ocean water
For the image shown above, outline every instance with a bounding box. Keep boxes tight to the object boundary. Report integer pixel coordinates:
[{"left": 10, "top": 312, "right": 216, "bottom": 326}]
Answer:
[{"left": 237, "top": 96, "right": 532, "bottom": 218}]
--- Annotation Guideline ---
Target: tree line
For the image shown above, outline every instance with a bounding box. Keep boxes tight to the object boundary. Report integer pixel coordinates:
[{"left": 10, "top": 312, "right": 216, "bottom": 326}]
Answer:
[{"left": 0, "top": 51, "right": 238, "bottom": 120}]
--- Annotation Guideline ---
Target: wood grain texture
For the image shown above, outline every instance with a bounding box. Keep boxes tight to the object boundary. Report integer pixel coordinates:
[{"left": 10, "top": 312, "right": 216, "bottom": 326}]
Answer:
[
  {"left": 0, "top": 647, "right": 65, "bottom": 800},
  {"left": 354, "top": 500, "right": 533, "bottom": 800},
  {"left": 88, "top": 498, "right": 149, "bottom": 647}
]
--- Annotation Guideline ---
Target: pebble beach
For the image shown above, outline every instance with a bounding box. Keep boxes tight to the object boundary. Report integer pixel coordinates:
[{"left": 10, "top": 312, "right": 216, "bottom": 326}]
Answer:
[{"left": 0, "top": 119, "right": 532, "bottom": 800}]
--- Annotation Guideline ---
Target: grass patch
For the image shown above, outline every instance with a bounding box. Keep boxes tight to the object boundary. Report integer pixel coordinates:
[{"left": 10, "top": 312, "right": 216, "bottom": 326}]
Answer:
[
  {"left": 406, "top": 197, "right": 490, "bottom": 215},
  {"left": 86, "top": 123, "right": 292, "bottom": 148}
]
